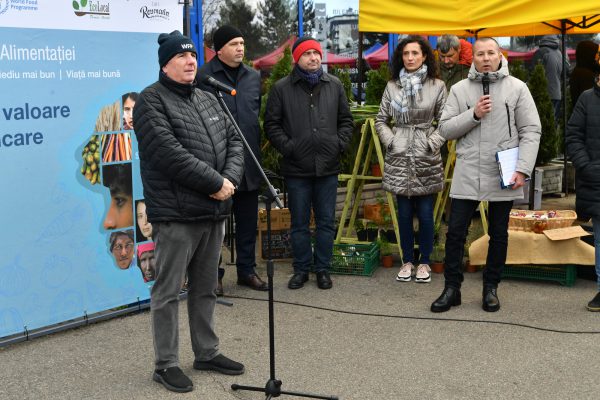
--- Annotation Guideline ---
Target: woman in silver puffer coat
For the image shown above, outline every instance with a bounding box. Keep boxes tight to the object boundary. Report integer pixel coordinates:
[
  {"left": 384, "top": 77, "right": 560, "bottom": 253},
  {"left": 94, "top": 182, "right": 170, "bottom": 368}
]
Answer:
[{"left": 375, "top": 35, "right": 447, "bottom": 283}]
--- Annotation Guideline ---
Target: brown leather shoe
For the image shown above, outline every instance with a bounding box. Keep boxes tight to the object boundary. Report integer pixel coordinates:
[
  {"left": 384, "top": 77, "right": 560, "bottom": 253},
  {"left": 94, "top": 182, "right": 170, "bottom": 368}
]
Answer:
[
  {"left": 215, "top": 278, "right": 224, "bottom": 297},
  {"left": 237, "top": 274, "right": 268, "bottom": 291}
]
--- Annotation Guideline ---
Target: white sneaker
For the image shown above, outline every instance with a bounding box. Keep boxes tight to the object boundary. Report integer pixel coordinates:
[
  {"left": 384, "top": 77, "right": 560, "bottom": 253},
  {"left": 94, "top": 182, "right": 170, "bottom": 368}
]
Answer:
[
  {"left": 415, "top": 264, "right": 431, "bottom": 283},
  {"left": 396, "top": 262, "right": 414, "bottom": 282}
]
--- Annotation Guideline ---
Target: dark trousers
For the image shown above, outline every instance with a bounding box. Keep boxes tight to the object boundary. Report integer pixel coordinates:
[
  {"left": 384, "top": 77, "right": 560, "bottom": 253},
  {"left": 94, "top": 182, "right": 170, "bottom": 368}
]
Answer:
[
  {"left": 233, "top": 190, "right": 259, "bottom": 278},
  {"left": 444, "top": 199, "right": 513, "bottom": 289},
  {"left": 286, "top": 175, "right": 338, "bottom": 273}
]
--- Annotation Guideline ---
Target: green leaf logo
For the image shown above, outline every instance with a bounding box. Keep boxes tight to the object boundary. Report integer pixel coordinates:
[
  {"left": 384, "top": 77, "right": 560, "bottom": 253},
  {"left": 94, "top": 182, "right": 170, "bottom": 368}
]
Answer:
[{"left": 72, "top": 1, "right": 79, "bottom": 10}]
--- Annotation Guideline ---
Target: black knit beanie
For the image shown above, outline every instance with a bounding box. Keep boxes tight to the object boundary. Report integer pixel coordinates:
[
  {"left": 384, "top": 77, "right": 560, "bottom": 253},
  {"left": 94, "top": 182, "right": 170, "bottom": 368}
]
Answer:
[
  {"left": 158, "top": 30, "right": 197, "bottom": 67},
  {"left": 213, "top": 25, "right": 243, "bottom": 52}
]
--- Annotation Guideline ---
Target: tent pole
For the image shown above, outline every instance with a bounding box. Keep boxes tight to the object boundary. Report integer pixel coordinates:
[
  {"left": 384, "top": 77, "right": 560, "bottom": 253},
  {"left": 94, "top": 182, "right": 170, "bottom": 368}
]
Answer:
[{"left": 561, "top": 19, "right": 569, "bottom": 195}]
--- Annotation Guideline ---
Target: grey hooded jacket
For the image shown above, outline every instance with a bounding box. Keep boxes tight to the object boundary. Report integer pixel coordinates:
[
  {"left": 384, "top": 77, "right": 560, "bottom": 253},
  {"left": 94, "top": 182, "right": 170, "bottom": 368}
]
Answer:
[
  {"left": 439, "top": 56, "right": 541, "bottom": 201},
  {"left": 375, "top": 77, "right": 447, "bottom": 197},
  {"left": 531, "top": 35, "right": 564, "bottom": 100}
]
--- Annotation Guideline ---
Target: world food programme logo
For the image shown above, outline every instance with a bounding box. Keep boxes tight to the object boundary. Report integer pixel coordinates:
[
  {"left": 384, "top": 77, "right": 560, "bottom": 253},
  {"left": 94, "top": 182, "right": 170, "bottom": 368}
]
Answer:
[
  {"left": 0, "top": 0, "right": 11, "bottom": 15},
  {"left": 72, "top": 0, "right": 110, "bottom": 17}
]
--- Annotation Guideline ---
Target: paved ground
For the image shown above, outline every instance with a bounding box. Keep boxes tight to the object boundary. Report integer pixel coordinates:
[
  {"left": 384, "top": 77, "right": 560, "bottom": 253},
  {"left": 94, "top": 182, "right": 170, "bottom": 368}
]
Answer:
[{"left": 1, "top": 193, "right": 598, "bottom": 400}]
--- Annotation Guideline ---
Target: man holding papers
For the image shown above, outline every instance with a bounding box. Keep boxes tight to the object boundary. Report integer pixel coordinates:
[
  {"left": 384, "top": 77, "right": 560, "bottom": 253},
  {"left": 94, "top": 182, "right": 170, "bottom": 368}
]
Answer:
[{"left": 431, "top": 38, "right": 541, "bottom": 313}]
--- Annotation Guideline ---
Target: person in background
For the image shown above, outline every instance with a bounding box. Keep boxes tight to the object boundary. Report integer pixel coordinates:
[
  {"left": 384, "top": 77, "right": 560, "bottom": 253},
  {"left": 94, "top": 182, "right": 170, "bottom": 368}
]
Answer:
[
  {"left": 437, "top": 34, "right": 471, "bottom": 91},
  {"left": 133, "top": 30, "right": 245, "bottom": 393},
  {"left": 565, "top": 76, "right": 600, "bottom": 312},
  {"left": 265, "top": 37, "right": 353, "bottom": 290},
  {"left": 532, "top": 35, "right": 565, "bottom": 123},
  {"left": 375, "top": 35, "right": 447, "bottom": 284},
  {"left": 431, "top": 37, "right": 541, "bottom": 313},
  {"left": 570, "top": 40, "right": 600, "bottom": 106},
  {"left": 197, "top": 25, "right": 266, "bottom": 295}
]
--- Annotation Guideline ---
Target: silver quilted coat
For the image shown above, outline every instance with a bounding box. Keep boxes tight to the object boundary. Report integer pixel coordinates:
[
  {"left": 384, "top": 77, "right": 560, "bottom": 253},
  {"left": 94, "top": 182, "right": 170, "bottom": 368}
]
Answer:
[{"left": 375, "top": 78, "right": 448, "bottom": 197}]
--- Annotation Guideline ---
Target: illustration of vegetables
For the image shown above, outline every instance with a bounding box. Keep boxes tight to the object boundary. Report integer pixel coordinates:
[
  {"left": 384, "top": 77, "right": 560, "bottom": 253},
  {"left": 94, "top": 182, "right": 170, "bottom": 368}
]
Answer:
[{"left": 81, "top": 135, "right": 100, "bottom": 184}]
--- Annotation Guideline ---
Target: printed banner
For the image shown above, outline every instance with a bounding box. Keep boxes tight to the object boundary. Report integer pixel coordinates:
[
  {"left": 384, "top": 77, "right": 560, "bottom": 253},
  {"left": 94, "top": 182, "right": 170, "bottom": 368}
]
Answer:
[{"left": 0, "top": 1, "right": 182, "bottom": 338}]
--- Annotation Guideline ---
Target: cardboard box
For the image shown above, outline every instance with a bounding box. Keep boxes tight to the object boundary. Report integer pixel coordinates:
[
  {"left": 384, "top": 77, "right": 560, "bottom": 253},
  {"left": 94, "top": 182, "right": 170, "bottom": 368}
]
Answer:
[
  {"left": 257, "top": 207, "right": 315, "bottom": 231},
  {"left": 469, "top": 229, "right": 595, "bottom": 266},
  {"left": 258, "top": 208, "right": 291, "bottom": 231}
]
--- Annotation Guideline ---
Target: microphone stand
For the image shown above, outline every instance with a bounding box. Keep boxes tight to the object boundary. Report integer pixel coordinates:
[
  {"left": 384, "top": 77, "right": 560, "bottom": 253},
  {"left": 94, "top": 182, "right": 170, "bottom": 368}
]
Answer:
[{"left": 212, "top": 89, "right": 337, "bottom": 400}]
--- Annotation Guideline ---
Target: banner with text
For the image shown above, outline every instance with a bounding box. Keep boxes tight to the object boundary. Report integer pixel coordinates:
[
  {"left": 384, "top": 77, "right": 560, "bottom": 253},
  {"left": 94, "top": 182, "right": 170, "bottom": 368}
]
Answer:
[{"left": 0, "top": 0, "right": 182, "bottom": 338}]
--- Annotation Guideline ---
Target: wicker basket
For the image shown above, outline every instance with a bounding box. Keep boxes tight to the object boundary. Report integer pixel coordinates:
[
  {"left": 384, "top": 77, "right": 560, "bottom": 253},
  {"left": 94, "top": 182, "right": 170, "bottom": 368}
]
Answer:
[{"left": 508, "top": 210, "right": 577, "bottom": 233}]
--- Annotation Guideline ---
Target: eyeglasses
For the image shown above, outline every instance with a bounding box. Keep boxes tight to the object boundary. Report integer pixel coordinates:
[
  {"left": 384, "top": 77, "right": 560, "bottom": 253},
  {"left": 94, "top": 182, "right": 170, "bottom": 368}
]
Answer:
[{"left": 113, "top": 242, "right": 134, "bottom": 252}]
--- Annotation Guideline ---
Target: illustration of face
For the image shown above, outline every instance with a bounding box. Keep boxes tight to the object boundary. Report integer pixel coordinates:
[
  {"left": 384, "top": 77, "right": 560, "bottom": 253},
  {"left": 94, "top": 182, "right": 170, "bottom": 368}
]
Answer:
[
  {"left": 104, "top": 187, "right": 133, "bottom": 230},
  {"left": 136, "top": 201, "right": 152, "bottom": 240},
  {"left": 102, "top": 164, "right": 133, "bottom": 230},
  {"left": 111, "top": 234, "right": 134, "bottom": 269},
  {"left": 139, "top": 250, "right": 156, "bottom": 281},
  {"left": 122, "top": 96, "right": 135, "bottom": 130}
]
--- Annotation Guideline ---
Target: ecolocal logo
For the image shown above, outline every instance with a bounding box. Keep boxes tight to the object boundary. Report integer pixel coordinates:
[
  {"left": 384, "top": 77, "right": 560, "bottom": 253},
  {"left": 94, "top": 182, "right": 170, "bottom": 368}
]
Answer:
[
  {"left": 140, "top": 1, "right": 169, "bottom": 20},
  {"left": 72, "top": 0, "right": 110, "bottom": 18}
]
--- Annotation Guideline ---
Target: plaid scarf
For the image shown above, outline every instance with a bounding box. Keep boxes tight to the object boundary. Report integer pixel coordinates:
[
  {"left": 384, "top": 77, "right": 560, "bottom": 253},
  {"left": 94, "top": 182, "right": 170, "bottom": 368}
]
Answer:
[{"left": 391, "top": 64, "right": 428, "bottom": 124}]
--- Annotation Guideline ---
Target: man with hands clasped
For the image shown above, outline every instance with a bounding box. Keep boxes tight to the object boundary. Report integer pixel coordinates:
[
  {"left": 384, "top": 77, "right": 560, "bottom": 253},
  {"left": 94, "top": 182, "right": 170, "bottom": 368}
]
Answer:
[{"left": 430, "top": 37, "right": 541, "bottom": 313}]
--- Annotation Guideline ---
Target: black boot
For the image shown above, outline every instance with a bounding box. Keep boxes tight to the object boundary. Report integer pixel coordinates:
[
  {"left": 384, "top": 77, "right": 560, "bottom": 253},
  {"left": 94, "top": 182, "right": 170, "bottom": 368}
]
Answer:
[
  {"left": 431, "top": 287, "right": 461, "bottom": 313},
  {"left": 587, "top": 291, "right": 600, "bottom": 312},
  {"left": 482, "top": 286, "right": 500, "bottom": 312}
]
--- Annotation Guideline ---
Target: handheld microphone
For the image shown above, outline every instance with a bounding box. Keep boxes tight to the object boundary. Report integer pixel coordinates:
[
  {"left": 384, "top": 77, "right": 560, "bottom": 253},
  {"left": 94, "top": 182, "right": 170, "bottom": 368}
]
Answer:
[
  {"left": 482, "top": 73, "right": 490, "bottom": 96},
  {"left": 202, "top": 75, "right": 236, "bottom": 96}
]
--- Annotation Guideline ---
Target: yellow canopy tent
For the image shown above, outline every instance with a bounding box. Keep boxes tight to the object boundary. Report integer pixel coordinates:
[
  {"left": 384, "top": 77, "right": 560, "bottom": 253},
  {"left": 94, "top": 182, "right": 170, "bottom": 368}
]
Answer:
[{"left": 359, "top": 0, "right": 600, "bottom": 36}]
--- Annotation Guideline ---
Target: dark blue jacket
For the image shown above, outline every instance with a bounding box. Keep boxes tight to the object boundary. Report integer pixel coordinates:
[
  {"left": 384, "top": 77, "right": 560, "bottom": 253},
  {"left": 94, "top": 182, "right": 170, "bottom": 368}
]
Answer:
[{"left": 197, "top": 58, "right": 262, "bottom": 191}]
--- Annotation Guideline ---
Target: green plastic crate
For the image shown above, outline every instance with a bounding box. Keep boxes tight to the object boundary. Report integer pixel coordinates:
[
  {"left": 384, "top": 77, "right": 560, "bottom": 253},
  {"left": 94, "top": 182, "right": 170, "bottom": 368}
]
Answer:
[
  {"left": 330, "top": 242, "right": 380, "bottom": 276},
  {"left": 502, "top": 264, "right": 577, "bottom": 287}
]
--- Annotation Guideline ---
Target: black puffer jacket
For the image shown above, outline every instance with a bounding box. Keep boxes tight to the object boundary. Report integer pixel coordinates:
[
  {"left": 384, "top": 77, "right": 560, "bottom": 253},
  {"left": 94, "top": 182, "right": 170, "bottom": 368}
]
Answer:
[
  {"left": 264, "top": 68, "right": 354, "bottom": 177},
  {"left": 196, "top": 59, "right": 262, "bottom": 191},
  {"left": 566, "top": 83, "right": 600, "bottom": 220},
  {"left": 133, "top": 72, "right": 244, "bottom": 223}
]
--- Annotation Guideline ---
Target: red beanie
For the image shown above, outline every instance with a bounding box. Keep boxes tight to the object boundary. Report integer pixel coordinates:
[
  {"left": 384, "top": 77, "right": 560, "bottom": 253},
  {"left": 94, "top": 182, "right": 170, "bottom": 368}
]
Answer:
[{"left": 292, "top": 37, "right": 322, "bottom": 63}]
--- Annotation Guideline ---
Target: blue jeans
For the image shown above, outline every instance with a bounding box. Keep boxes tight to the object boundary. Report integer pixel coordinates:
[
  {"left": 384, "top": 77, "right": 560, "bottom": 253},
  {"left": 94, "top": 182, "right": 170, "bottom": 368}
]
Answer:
[
  {"left": 286, "top": 175, "right": 338, "bottom": 273},
  {"left": 396, "top": 194, "right": 434, "bottom": 264},
  {"left": 593, "top": 217, "right": 600, "bottom": 291},
  {"left": 444, "top": 199, "right": 513, "bottom": 289}
]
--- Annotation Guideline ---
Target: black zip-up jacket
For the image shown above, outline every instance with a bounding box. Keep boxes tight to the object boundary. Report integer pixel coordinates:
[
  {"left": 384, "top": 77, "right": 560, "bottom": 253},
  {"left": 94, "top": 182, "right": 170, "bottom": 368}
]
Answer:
[
  {"left": 196, "top": 58, "right": 262, "bottom": 191},
  {"left": 264, "top": 68, "right": 354, "bottom": 177},
  {"left": 133, "top": 71, "right": 244, "bottom": 222},
  {"left": 566, "top": 83, "right": 600, "bottom": 220}
]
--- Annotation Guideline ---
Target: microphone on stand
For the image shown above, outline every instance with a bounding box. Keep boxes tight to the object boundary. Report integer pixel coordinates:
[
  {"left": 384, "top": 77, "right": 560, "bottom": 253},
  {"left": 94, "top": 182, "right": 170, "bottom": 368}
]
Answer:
[
  {"left": 482, "top": 73, "right": 490, "bottom": 96},
  {"left": 202, "top": 75, "right": 237, "bottom": 96}
]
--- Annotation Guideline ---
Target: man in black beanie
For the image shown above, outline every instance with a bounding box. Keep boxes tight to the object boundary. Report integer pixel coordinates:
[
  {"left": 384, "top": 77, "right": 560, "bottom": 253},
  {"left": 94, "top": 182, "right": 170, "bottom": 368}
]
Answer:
[
  {"left": 197, "top": 25, "right": 266, "bottom": 295},
  {"left": 265, "top": 37, "right": 353, "bottom": 290},
  {"left": 134, "top": 30, "right": 245, "bottom": 393}
]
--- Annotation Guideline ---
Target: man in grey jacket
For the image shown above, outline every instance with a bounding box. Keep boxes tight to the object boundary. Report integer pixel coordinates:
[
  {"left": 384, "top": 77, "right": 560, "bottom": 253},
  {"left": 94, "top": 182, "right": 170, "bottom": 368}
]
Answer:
[
  {"left": 532, "top": 35, "right": 565, "bottom": 123},
  {"left": 430, "top": 37, "right": 541, "bottom": 313}
]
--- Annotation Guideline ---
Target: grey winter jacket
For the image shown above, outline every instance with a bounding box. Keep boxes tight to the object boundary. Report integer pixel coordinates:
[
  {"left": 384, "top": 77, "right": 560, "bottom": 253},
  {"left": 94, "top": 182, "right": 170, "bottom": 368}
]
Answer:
[
  {"left": 439, "top": 57, "right": 541, "bottom": 201},
  {"left": 566, "top": 83, "right": 600, "bottom": 220},
  {"left": 531, "top": 35, "right": 564, "bottom": 100},
  {"left": 375, "top": 78, "right": 447, "bottom": 197}
]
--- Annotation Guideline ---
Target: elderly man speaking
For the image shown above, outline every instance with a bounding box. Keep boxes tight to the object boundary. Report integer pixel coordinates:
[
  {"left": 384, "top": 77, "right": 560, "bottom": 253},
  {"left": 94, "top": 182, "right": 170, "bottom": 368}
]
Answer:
[{"left": 431, "top": 37, "right": 540, "bottom": 314}]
